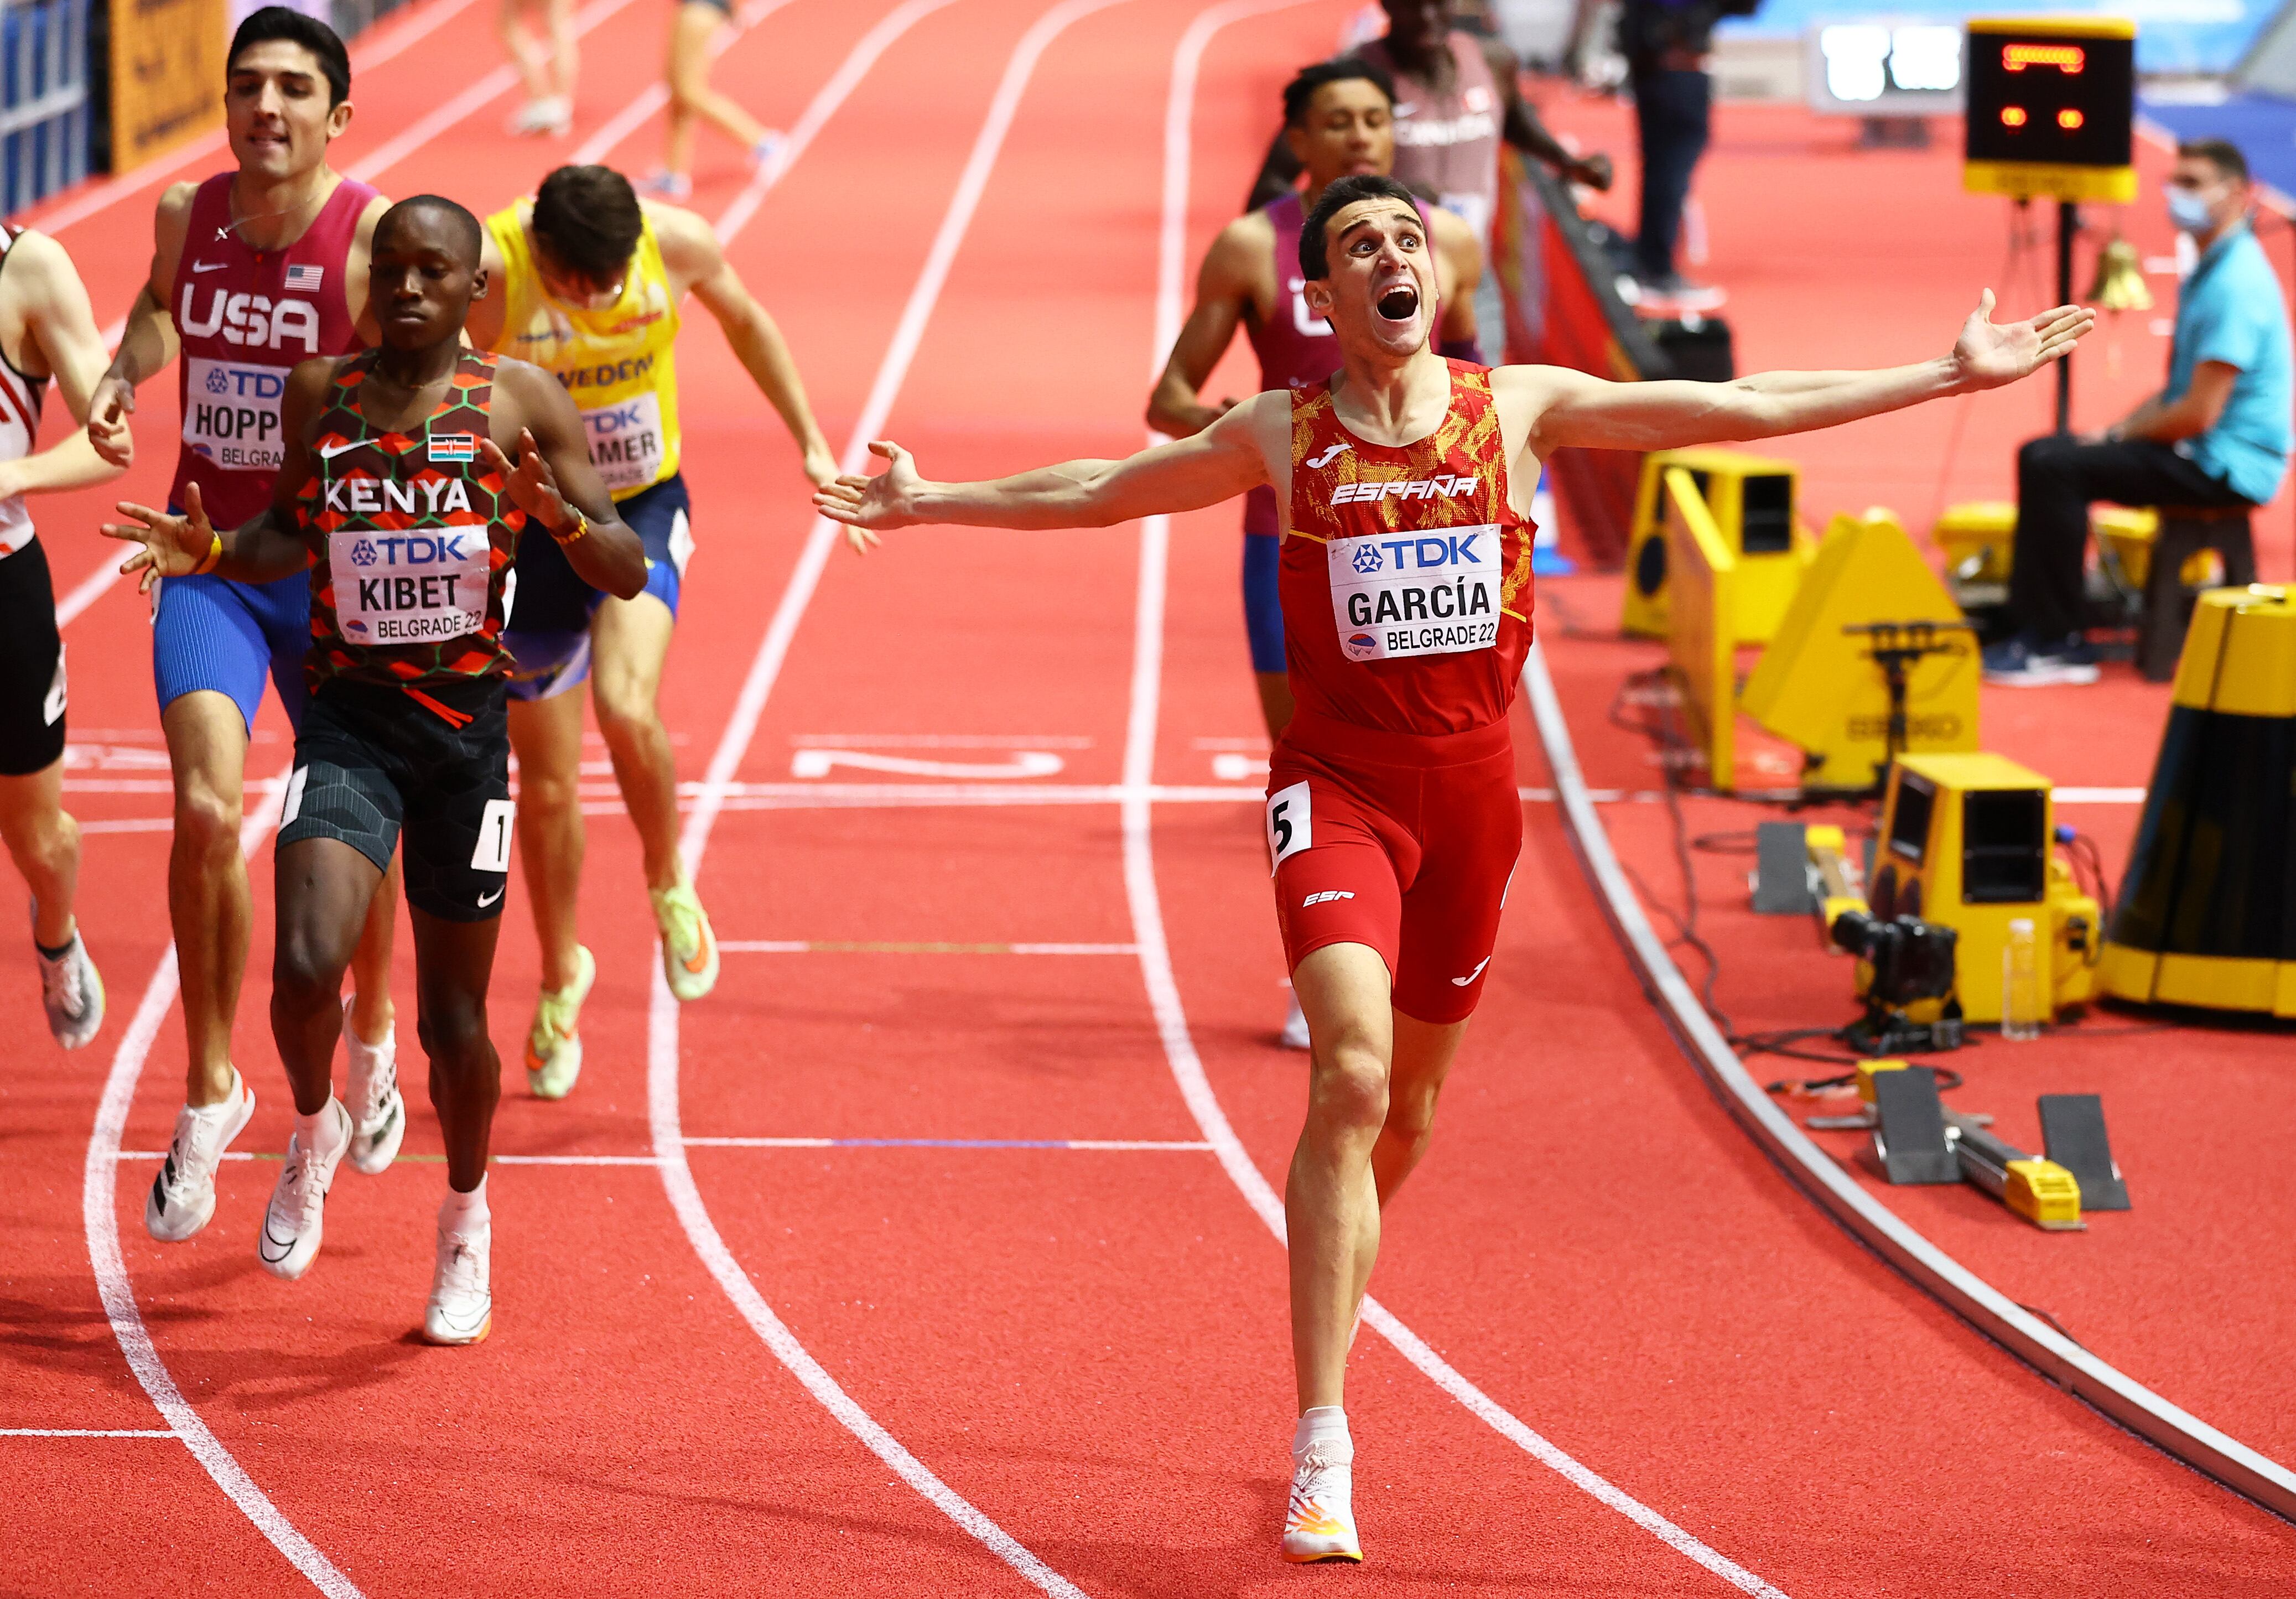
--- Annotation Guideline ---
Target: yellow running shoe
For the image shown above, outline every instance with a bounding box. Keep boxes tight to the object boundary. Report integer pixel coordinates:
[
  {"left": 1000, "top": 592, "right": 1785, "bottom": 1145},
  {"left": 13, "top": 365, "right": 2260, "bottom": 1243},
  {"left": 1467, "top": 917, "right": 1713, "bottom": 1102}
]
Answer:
[
  {"left": 525, "top": 944, "right": 596, "bottom": 1100},
  {"left": 650, "top": 881, "right": 719, "bottom": 1003}
]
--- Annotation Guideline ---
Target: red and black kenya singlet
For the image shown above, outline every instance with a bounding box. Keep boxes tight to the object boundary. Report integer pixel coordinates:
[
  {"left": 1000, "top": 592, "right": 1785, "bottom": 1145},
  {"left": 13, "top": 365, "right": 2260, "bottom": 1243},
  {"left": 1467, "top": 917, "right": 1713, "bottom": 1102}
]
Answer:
[
  {"left": 1280, "top": 361, "right": 1533, "bottom": 736},
  {"left": 298, "top": 349, "right": 523, "bottom": 697}
]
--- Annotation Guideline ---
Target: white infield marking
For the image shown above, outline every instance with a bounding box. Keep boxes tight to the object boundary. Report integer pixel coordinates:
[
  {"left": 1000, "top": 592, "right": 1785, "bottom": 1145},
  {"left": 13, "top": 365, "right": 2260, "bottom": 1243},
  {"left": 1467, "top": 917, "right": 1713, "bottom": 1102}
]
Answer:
[{"left": 647, "top": 4, "right": 1133, "bottom": 1593}]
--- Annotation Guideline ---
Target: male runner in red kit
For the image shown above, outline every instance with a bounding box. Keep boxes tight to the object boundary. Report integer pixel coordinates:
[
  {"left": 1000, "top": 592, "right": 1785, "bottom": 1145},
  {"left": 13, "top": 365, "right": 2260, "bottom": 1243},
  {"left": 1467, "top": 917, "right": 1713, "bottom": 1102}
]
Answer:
[
  {"left": 817, "top": 173, "right": 2091, "bottom": 1565},
  {"left": 1150, "top": 57, "right": 1482, "bottom": 1050}
]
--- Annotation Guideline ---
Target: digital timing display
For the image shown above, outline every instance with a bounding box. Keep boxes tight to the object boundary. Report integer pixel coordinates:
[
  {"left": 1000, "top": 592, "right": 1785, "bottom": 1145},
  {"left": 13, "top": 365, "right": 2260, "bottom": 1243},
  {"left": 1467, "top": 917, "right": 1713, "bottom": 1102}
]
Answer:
[{"left": 1963, "top": 25, "right": 2133, "bottom": 169}]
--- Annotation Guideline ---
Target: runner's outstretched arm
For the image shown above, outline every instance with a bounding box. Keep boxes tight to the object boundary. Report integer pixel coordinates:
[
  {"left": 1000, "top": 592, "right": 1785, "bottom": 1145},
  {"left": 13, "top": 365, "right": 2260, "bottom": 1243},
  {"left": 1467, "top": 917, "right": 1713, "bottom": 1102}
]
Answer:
[
  {"left": 1518, "top": 292, "right": 2093, "bottom": 452},
  {"left": 100, "top": 359, "right": 340, "bottom": 586},
  {"left": 1146, "top": 220, "right": 1259, "bottom": 438},
  {"left": 664, "top": 210, "right": 838, "bottom": 487},
  {"left": 816, "top": 391, "right": 1278, "bottom": 544}
]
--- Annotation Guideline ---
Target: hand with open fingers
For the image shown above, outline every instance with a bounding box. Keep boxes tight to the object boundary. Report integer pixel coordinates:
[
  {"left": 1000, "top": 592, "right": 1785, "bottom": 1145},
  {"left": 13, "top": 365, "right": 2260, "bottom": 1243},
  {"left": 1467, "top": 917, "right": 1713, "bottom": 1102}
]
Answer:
[
  {"left": 87, "top": 375, "right": 136, "bottom": 469},
  {"left": 1952, "top": 290, "right": 2096, "bottom": 391},
  {"left": 482, "top": 429, "right": 574, "bottom": 531},
  {"left": 813, "top": 440, "right": 920, "bottom": 553},
  {"left": 102, "top": 479, "right": 212, "bottom": 593}
]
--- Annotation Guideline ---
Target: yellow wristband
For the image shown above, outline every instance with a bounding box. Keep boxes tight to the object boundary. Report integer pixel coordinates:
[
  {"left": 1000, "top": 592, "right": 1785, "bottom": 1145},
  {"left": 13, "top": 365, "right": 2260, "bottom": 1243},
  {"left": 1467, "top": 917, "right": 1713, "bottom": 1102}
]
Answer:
[
  {"left": 191, "top": 532, "right": 222, "bottom": 576},
  {"left": 550, "top": 506, "right": 590, "bottom": 546}
]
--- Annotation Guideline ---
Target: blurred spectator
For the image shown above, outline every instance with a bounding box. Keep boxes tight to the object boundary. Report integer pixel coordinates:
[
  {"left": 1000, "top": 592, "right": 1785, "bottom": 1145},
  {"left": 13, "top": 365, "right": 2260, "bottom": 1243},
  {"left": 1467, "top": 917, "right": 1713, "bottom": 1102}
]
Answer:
[
  {"left": 1248, "top": 0, "right": 1612, "bottom": 260},
  {"left": 1576, "top": 0, "right": 1754, "bottom": 312},
  {"left": 1984, "top": 139, "right": 2292, "bottom": 687}
]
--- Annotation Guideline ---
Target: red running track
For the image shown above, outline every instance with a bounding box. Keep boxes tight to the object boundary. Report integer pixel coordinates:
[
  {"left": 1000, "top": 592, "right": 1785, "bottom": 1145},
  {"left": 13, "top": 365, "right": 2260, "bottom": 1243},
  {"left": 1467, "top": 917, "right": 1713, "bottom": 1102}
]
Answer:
[{"left": 3, "top": 2, "right": 2294, "bottom": 1593}]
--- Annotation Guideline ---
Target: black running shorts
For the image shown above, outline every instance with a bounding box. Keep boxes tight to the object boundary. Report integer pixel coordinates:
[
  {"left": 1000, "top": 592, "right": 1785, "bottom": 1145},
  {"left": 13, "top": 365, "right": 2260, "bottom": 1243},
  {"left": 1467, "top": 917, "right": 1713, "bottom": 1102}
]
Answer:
[
  {"left": 277, "top": 677, "right": 514, "bottom": 922},
  {"left": 0, "top": 537, "right": 66, "bottom": 777}
]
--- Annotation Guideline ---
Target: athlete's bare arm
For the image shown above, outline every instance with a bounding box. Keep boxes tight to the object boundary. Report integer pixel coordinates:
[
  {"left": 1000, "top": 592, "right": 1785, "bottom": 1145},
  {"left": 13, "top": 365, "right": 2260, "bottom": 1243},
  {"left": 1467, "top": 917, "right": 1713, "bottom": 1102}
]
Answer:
[
  {"left": 345, "top": 192, "right": 394, "bottom": 346},
  {"left": 0, "top": 231, "right": 131, "bottom": 492},
  {"left": 1505, "top": 292, "right": 2092, "bottom": 457},
  {"left": 1426, "top": 206, "right": 1480, "bottom": 347},
  {"left": 1146, "top": 214, "right": 1277, "bottom": 439},
  {"left": 101, "top": 357, "right": 336, "bottom": 587},
  {"left": 653, "top": 203, "right": 838, "bottom": 487},
  {"left": 487, "top": 358, "right": 650, "bottom": 599},
  {"left": 1483, "top": 35, "right": 1611, "bottom": 191},
  {"left": 817, "top": 389, "right": 1285, "bottom": 546},
  {"left": 86, "top": 181, "right": 198, "bottom": 467}
]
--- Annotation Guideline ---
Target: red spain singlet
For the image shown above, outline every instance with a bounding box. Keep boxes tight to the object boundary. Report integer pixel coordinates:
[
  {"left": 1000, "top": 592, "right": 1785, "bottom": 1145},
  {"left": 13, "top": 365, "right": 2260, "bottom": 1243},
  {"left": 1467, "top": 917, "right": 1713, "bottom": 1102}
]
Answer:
[
  {"left": 1242, "top": 192, "right": 1435, "bottom": 538},
  {"left": 170, "top": 173, "right": 377, "bottom": 528},
  {"left": 1279, "top": 360, "right": 1533, "bottom": 736}
]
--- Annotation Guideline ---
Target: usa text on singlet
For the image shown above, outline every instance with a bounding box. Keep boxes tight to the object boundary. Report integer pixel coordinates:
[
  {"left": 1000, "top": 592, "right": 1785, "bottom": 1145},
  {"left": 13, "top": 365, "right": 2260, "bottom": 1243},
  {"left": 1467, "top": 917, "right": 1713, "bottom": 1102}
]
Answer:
[
  {"left": 1279, "top": 360, "right": 1534, "bottom": 736},
  {"left": 172, "top": 174, "right": 378, "bottom": 528},
  {"left": 482, "top": 200, "right": 682, "bottom": 499},
  {"left": 298, "top": 349, "right": 522, "bottom": 689}
]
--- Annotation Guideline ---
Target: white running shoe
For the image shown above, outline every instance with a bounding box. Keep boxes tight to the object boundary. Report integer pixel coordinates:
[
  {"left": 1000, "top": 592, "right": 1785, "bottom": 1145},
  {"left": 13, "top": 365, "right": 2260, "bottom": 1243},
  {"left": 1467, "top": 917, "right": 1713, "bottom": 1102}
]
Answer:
[
  {"left": 256, "top": 1102, "right": 351, "bottom": 1281},
  {"left": 640, "top": 168, "right": 692, "bottom": 201},
  {"left": 508, "top": 96, "right": 570, "bottom": 136},
  {"left": 651, "top": 882, "right": 718, "bottom": 1002},
  {"left": 144, "top": 1072, "right": 255, "bottom": 1243},
  {"left": 423, "top": 1214, "right": 492, "bottom": 1346},
  {"left": 526, "top": 944, "right": 596, "bottom": 1100},
  {"left": 342, "top": 998, "right": 404, "bottom": 1176},
  {"left": 1280, "top": 1439, "right": 1362, "bottom": 1564},
  {"left": 34, "top": 912, "right": 104, "bottom": 1050},
  {"left": 1279, "top": 991, "right": 1311, "bottom": 1051}
]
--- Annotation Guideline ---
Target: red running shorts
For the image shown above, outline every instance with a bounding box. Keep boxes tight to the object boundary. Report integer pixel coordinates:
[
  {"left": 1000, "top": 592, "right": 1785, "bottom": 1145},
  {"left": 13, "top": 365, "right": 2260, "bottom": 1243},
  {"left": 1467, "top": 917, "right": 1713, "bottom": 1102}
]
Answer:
[{"left": 1265, "top": 708, "right": 1522, "bottom": 1025}]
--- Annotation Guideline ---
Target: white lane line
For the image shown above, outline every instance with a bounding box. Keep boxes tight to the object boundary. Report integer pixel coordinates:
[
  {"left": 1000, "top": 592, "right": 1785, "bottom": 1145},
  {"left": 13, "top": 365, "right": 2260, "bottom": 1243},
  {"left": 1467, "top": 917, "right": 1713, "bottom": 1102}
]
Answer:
[
  {"left": 22, "top": 0, "right": 486, "bottom": 236},
  {"left": 684, "top": 1137, "right": 1212, "bottom": 1151},
  {"left": 712, "top": 0, "right": 965, "bottom": 247},
  {"left": 81, "top": 767, "right": 363, "bottom": 1599},
  {"left": 718, "top": 940, "right": 1138, "bottom": 954},
  {"left": 647, "top": 6, "right": 1125, "bottom": 1593},
  {"left": 1114, "top": 6, "right": 1793, "bottom": 1594},
  {"left": 346, "top": 0, "right": 646, "bottom": 181},
  {"left": 568, "top": 0, "right": 799, "bottom": 166},
  {"left": 790, "top": 734, "right": 1097, "bottom": 748},
  {"left": 110, "top": 1150, "right": 665, "bottom": 1167},
  {"left": 1, "top": 1427, "right": 180, "bottom": 1437}
]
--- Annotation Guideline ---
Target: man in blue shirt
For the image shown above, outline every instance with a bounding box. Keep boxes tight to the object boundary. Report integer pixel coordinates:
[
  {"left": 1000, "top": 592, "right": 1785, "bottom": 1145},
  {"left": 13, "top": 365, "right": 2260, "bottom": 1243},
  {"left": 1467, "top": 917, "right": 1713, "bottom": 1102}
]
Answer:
[{"left": 1986, "top": 138, "right": 2292, "bottom": 686}]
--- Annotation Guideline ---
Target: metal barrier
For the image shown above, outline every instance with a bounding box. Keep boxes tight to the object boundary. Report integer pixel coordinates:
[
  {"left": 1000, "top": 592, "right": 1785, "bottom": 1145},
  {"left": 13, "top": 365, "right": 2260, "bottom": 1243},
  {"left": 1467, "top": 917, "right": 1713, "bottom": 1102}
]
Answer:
[{"left": 1, "top": 0, "right": 92, "bottom": 214}]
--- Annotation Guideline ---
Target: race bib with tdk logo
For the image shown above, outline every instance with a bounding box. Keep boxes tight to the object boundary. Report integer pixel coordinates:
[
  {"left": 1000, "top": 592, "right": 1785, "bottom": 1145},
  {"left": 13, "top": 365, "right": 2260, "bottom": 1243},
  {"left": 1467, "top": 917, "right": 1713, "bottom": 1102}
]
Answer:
[
  {"left": 1328, "top": 525, "right": 1502, "bottom": 662},
  {"left": 329, "top": 527, "right": 492, "bottom": 646},
  {"left": 580, "top": 390, "right": 666, "bottom": 493},
  {"left": 181, "top": 357, "right": 289, "bottom": 473}
]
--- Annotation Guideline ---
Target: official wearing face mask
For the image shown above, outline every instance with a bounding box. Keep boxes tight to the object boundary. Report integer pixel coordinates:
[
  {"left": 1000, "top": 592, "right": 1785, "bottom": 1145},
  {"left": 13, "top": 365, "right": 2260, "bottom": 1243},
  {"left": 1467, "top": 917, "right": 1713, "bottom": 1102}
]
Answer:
[{"left": 1983, "top": 137, "right": 2292, "bottom": 687}]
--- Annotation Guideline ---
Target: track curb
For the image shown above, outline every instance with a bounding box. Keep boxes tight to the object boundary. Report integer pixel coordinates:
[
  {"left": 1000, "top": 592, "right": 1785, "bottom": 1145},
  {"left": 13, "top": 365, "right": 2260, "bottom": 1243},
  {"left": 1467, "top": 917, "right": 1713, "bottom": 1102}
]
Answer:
[{"left": 1520, "top": 638, "right": 2296, "bottom": 1524}]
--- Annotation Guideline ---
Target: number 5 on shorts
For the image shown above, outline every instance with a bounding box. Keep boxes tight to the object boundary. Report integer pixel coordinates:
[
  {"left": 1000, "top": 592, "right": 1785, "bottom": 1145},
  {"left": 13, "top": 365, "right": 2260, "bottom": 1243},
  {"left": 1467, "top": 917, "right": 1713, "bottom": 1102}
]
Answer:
[
  {"left": 471, "top": 798, "right": 515, "bottom": 872},
  {"left": 1266, "top": 780, "right": 1311, "bottom": 874}
]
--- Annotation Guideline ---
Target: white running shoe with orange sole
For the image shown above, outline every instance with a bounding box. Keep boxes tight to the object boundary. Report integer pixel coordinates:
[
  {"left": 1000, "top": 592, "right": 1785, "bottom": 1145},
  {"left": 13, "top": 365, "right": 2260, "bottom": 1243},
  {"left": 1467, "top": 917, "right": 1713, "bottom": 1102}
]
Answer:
[{"left": 1280, "top": 1440, "right": 1362, "bottom": 1563}]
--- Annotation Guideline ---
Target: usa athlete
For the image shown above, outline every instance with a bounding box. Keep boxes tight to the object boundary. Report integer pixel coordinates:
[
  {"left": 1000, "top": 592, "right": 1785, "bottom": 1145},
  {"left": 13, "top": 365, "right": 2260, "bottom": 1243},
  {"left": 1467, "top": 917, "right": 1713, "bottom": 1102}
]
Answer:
[
  {"left": 86, "top": 8, "right": 404, "bottom": 1246},
  {"left": 107, "top": 197, "right": 646, "bottom": 1345},
  {"left": 817, "top": 172, "right": 2091, "bottom": 1564}
]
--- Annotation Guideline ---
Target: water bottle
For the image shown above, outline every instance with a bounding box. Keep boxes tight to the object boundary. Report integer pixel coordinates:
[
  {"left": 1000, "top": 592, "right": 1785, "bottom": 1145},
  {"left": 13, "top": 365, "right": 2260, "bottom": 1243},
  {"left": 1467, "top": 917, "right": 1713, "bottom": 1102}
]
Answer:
[{"left": 2001, "top": 918, "right": 2043, "bottom": 1042}]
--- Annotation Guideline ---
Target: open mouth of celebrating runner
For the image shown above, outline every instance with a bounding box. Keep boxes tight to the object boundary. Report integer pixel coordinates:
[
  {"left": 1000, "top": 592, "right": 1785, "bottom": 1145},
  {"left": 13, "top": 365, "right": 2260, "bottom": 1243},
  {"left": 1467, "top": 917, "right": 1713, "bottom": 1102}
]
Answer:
[{"left": 1375, "top": 279, "right": 1420, "bottom": 325}]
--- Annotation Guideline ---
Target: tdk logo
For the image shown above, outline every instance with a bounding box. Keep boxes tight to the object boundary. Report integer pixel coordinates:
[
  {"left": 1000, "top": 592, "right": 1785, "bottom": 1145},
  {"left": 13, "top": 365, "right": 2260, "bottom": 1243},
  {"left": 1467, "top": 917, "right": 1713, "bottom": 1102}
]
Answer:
[
  {"left": 1348, "top": 533, "right": 1486, "bottom": 572},
  {"left": 1330, "top": 475, "right": 1478, "bottom": 506}
]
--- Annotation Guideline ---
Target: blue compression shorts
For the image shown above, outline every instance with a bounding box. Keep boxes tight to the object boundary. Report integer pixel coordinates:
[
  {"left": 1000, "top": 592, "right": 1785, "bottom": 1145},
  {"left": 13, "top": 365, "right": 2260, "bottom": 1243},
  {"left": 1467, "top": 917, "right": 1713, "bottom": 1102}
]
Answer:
[
  {"left": 505, "top": 474, "right": 691, "bottom": 703},
  {"left": 151, "top": 505, "right": 310, "bottom": 734},
  {"left": 1243, "top": 530, "right": 1285, "bottom": 674}
]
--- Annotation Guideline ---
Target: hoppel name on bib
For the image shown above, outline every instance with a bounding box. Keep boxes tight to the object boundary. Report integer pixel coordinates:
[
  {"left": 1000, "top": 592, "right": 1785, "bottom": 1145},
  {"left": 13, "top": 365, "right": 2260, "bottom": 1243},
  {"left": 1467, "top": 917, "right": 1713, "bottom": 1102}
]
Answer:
[
  {"left": 1328, "top": 523, "right": 1500, "bottom": 661},
  {"left": 183, "top": 357, "right": 290, "bottom": 470}
]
